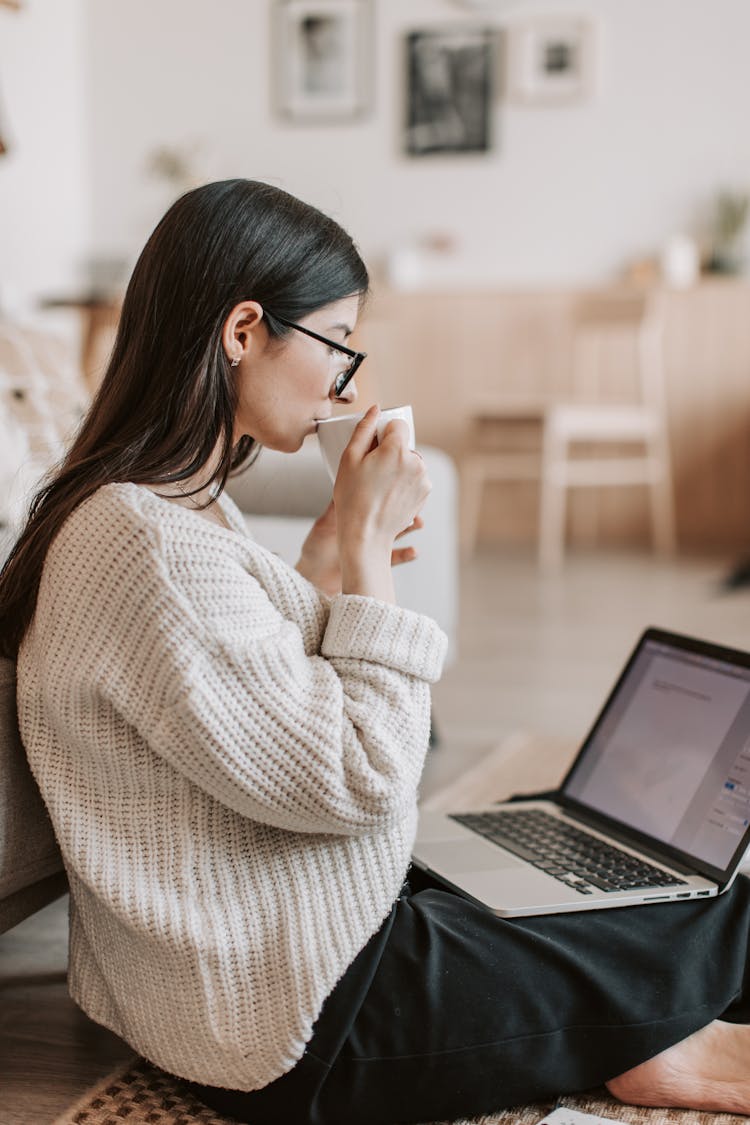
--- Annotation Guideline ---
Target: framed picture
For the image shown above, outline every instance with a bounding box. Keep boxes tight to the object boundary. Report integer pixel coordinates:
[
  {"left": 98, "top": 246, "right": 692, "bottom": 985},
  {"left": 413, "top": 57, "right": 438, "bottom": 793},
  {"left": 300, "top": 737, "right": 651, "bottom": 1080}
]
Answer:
[
  {"left": 506, "top": 17, "right": 595, "bottom": 105},
  {"left": 405, "top": 27, "right": 495, "bottom": 157},
  {"left": 273, "top": 0, "right": 372, "bottom": 122}
]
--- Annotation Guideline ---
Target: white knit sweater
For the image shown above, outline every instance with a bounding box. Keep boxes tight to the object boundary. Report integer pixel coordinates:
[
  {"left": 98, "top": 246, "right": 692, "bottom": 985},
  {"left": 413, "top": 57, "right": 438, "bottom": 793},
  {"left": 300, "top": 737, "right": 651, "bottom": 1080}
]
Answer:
[{"left": 17, "top": 482, "right": 447, "bottom": 1090}]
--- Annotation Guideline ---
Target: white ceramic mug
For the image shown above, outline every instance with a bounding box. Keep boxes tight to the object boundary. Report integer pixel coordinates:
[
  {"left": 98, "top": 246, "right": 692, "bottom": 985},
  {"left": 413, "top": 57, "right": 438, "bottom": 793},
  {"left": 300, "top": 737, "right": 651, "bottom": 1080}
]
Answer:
[{"left": 316, "top": 405, "right": 416, "bottom": 482}]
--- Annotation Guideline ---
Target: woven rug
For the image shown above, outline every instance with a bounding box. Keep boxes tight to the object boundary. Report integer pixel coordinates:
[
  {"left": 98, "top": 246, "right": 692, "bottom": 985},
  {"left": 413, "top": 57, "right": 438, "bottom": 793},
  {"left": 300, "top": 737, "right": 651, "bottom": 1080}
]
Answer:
[
  {"left": 51, "top": 1055, "right": 750, "bottom": 1125},
  {"left": 50, "top": 734, "right": 750, "bottom": 1125}
]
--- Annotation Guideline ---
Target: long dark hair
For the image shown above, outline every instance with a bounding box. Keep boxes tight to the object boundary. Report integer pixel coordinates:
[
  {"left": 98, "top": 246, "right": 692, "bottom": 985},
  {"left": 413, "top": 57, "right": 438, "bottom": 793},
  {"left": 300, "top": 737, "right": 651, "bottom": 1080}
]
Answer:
[{"left": 0, "top": 179, "right": 369, "bottom": 659}]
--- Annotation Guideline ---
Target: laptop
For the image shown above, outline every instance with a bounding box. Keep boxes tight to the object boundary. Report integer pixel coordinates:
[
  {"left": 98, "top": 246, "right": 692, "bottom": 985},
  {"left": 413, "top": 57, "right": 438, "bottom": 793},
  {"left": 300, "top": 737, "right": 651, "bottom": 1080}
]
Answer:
[{"left": 413, "top": 627, "right": 750, "bottom": 917}]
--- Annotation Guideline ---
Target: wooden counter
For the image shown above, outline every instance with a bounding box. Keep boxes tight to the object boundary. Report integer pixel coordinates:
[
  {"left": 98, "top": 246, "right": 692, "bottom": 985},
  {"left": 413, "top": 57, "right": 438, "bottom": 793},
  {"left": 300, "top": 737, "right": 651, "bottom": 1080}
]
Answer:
[{"left": 357, "top": 280, "right": 750, "bottom": 553}]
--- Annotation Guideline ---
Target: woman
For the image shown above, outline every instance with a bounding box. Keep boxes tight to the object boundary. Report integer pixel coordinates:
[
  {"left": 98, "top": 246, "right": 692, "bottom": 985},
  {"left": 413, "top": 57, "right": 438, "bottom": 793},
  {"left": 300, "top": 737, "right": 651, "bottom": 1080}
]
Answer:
[{"left": 2, "top": 179, "right": 750, "bottom": 1124}]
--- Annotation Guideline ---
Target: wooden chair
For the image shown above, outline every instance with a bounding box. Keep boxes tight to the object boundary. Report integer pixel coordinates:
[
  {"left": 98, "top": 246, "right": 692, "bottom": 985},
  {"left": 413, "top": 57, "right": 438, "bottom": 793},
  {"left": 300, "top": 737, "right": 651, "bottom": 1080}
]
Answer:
[{"left": 460, "top": 292, "right": 676, "bottom": 568}]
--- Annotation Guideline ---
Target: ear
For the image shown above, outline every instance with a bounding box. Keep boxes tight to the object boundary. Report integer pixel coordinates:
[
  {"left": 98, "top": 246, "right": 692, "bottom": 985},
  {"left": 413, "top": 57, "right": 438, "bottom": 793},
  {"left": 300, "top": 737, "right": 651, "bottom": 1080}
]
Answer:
[{"left": 221, "top": 300, "right": 265, "bottom": 364}]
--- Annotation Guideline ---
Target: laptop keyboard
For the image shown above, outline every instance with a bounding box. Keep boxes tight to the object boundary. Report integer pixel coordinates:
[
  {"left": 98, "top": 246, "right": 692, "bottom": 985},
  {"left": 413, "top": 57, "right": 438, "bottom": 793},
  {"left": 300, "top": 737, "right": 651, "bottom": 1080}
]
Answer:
[{"left": 450, "top": 808, "right": 688, "bottom": 895}]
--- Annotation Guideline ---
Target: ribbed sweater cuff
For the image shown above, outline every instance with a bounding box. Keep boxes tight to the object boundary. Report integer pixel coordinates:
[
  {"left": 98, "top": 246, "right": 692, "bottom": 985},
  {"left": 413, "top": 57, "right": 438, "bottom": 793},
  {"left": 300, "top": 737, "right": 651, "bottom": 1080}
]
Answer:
[{"left": 322, "top": 595, "right": 447, "bottom": 683}]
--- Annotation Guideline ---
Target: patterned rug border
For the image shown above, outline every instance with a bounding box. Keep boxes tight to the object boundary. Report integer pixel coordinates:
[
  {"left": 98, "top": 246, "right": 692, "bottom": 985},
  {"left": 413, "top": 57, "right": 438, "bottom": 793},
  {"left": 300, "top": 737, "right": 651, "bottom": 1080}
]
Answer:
[
  {"left": 51, "top": 1056, "right": 137, "bottom": 1125},
  {"left": 50, "top": 1054, "right": 750, "bottom": 1125},
  {"left": 51, "top": 1056, "right": 236, "bottom": 1125}
]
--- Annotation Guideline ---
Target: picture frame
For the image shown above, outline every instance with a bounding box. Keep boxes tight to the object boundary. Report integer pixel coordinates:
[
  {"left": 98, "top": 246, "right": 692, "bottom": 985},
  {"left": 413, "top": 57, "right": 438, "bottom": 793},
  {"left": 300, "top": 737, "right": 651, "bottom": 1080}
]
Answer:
[
  {"left": 506, "top": 17, "right": 595, "bottom": 106},
  {"left": 273, "top": 0, "right": 372, "bottom": 123},
  {"left": 405, "top": 27, "right": 496, "bottom": 156}
]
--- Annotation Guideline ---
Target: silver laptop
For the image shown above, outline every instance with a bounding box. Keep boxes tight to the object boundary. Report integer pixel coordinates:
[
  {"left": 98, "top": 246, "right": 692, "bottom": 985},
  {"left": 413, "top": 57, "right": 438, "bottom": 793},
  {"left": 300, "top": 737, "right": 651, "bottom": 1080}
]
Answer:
[{"left": 414, "top": 627, "right": 750, "bottom": 916}]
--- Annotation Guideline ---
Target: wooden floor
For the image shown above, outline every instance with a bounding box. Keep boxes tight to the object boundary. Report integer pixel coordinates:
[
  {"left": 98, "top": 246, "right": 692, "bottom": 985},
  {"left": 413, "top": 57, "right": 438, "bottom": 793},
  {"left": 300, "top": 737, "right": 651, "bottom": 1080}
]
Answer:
[
  {"left": 2, "top": 546, "right": 749, "bottom": 1124},
  {"left": 423, "top": 546, "right": 750, "bottom": 800}
]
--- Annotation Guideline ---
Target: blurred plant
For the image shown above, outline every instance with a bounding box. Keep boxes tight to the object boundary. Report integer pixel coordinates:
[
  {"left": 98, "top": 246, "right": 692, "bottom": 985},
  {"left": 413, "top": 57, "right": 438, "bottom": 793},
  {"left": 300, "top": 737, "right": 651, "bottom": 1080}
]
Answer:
[
  {"left": 418, "top": 230, "right": 459, "bottom": 254},
  {"left": 706, "top": 189, "right": 750, "bottom": 274},
  {"left": 145, "top": 142, "right": 205, "bottom": 194}
]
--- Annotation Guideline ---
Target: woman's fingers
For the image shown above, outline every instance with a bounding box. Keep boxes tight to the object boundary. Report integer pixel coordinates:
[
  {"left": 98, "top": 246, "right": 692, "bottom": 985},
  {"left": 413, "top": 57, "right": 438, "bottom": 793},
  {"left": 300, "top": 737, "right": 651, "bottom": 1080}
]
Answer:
[
  {"left": 392, "top": 514, "right": 424, "bottom": 562},
  {"left": 334, "top": 405, "right": 431, "bottom": 554},
  {"left": 394, "top": 514, "right": 424, "bottom": 540},
  {"left": 379, "top": 418, "right": 411, "bottom": 448},
  {"left": 341, "top": 404, "right": 380, "bottom": 464},
  {"left": 391, "top": 546, "right": 418, "bottom": 567}
]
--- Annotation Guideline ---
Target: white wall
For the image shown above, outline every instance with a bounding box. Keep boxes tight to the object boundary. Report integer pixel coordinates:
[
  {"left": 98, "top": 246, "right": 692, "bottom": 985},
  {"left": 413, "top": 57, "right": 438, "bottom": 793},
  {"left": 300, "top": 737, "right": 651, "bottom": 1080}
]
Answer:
[
  {"left": 0, "top": 0, "right": 90, "bottom": 314},
  {"left": 11, "top": 0, "right": 750, "bottom": 298}
]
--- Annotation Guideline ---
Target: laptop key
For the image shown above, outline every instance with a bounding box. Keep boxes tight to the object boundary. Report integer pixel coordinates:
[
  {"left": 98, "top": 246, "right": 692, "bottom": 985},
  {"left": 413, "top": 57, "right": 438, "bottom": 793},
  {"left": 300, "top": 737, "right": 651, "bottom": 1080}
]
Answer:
[
  {"left": 579, "top": 875, "right": 618, "bottom": 891},
  {"left": 483, "top": 836, "right": 542, "bottom": 864}
]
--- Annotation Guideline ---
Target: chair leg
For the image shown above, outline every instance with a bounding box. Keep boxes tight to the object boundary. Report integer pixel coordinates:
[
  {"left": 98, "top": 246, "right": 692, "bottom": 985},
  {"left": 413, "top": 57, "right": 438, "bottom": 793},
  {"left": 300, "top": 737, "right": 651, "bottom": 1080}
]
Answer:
[
  {"left": 650, "top": 477, "right": 676, "bottom": 555},
  {"left": 460, "top": 459, "right": 485, "bottom": 557},
  {"left": 539, "top": 477, "right": 567, "bottom": 570},
  {"left": 648, "top": 443, "right": 677, "bottom": 555},
  {"left": 539, "top": 429, "right": 567, "bottom": 570}
]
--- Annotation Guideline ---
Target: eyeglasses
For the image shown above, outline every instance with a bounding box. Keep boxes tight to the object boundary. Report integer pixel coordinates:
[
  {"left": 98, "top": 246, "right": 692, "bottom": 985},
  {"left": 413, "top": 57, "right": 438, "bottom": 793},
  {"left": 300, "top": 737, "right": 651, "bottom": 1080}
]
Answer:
[{"left": 264, "top": 310, "right": 367, "bottom": 399}]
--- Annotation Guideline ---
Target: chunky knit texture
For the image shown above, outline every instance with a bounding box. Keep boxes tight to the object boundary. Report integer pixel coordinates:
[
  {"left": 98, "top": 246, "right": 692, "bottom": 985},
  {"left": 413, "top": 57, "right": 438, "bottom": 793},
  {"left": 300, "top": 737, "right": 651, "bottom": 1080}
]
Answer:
[{"left": 17, "top": 482, "right": 447, "bottom": 1091}]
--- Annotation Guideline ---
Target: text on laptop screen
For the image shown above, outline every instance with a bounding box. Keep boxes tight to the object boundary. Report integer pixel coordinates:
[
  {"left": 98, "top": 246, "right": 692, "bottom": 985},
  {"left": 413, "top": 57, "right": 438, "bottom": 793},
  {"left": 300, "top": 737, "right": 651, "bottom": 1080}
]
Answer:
[{"left": 564, "top": 639, "right": 750, "bottom": 869}]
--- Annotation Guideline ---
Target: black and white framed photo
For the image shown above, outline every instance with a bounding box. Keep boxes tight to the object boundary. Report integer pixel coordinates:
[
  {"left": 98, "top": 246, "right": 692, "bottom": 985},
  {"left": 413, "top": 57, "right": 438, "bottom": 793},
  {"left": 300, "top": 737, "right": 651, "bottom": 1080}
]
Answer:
[
  {"left": 506, "top": 17, "right": 595, "bottom": 105},
  {"left": 405, "top": 27, "right": 495, "bottom": 156},
  {"left": 273, "top": 0, "right": 372, "bottom": 122}
]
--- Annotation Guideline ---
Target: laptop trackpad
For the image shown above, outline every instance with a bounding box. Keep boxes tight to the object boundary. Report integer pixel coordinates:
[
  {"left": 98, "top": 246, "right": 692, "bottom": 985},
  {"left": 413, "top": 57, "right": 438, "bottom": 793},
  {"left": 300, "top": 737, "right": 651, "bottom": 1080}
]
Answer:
[{"left": 419, "top": 840, "right": 524, "bottom": 874}]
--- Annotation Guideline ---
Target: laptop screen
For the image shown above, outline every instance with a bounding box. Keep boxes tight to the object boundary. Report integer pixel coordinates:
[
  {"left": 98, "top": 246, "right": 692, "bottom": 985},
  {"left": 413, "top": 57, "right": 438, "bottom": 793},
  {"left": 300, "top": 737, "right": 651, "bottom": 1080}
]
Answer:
[{"left": 563, "top": 633, "right": 750, "bottom": 873}]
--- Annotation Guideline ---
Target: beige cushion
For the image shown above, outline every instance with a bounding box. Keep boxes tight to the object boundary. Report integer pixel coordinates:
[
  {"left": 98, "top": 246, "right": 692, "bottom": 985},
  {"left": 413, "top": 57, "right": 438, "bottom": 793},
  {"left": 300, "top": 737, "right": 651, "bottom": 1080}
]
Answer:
[{"left": 0, "top": 656, "right": 64, "bottom": 902}]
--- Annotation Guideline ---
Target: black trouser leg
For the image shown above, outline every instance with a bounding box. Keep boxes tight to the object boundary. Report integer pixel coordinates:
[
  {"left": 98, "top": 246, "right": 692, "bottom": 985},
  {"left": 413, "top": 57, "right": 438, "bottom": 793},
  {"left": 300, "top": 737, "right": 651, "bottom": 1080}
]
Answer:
[{"left": 191, "top": 875, "right": 750, "bottom": 1125}]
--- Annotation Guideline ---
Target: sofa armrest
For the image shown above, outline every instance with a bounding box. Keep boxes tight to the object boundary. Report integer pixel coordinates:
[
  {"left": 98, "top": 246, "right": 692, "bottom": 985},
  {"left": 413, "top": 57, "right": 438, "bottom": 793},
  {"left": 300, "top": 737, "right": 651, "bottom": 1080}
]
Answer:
[
  {"left": 0, "top": 872, "right": 68, "bottom": 936},
  {"left": 226, "top": 437, "right": 458, "bottom": 663},
  {"left": 226, "top": 436, "right": 333, "bottom": 517}
]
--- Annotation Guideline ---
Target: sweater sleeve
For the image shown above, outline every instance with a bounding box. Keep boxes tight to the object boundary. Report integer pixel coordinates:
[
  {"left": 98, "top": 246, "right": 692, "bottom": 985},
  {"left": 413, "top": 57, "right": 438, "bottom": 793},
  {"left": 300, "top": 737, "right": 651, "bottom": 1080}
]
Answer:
[
  {"left": 153, "top": 591, "right": 445, "bottom": 837},
  {"left": 58, "top": 496, "right": 448, "bottom": 837}
]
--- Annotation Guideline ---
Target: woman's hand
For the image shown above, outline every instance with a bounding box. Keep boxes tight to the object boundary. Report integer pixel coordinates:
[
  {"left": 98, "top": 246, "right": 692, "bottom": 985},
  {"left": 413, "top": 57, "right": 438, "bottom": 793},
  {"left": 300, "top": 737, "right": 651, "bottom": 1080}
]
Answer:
[
  {"left": 333, "top": 406, "right": 432, "bottom": 602},
  {"left": 296, "top": 499, "right": 425, "bottom": 597}
]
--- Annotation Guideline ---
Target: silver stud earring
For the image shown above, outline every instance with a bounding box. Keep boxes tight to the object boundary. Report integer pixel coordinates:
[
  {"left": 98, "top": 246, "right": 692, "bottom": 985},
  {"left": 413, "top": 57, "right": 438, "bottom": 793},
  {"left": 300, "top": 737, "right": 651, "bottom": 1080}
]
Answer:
[{"left": 230, "top": 355, "right": 240, "bottom": 367}]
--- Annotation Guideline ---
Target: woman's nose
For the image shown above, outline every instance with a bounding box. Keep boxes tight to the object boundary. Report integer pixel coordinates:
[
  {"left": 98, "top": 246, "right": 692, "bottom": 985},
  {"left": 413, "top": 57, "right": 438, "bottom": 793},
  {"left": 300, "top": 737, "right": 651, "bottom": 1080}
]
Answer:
[{"left": 332, "top": 378, "right": 358, "bottom": 405}]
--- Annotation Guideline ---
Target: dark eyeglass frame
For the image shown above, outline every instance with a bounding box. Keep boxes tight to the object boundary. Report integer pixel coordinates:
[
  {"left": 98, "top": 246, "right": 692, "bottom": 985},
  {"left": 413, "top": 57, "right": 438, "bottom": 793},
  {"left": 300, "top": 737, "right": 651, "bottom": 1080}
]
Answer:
[{"left": 264, "top": 310, "right": 367, "bottom": 399}]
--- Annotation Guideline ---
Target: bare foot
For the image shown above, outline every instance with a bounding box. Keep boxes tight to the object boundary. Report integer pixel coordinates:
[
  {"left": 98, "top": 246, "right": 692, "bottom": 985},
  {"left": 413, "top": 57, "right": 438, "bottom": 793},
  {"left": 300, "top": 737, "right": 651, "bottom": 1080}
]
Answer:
[{"left": 605, "top": 1020, "right": 750, "bottom": 1114}]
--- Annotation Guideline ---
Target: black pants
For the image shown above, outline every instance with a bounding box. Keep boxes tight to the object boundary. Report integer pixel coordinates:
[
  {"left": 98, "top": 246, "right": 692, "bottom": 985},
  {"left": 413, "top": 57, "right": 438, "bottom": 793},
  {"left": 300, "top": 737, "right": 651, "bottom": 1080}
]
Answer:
[{"left": 187, "top": 870, "right": 750, "bottom": 1125}]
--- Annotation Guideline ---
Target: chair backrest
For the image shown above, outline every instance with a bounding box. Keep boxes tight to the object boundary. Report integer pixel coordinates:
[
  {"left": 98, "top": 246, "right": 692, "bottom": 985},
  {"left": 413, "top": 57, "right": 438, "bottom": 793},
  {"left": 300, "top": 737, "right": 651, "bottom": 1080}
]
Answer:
[
  {"left": 569, "top": 292, "right": 665, "bottom": 412},
  {"left": 0, "top": 656, "right": 65, "bottom": 933}
]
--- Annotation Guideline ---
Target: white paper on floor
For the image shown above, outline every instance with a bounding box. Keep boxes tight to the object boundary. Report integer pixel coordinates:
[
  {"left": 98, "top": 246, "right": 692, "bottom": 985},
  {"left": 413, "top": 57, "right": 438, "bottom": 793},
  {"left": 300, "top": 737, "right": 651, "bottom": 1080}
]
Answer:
[{"left": 537, "top": 1109, "right": 622, "bottom": 1125}]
